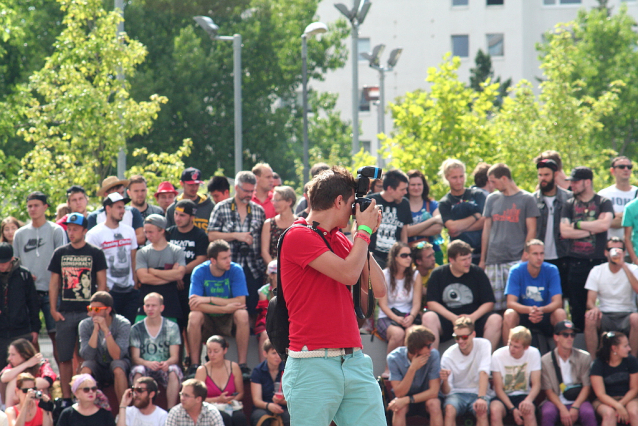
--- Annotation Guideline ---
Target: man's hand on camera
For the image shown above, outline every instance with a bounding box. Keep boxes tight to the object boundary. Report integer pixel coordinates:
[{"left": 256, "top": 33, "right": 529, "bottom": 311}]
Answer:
[{"left": 355, "top": 199, "right": 380, "bottom": 232}]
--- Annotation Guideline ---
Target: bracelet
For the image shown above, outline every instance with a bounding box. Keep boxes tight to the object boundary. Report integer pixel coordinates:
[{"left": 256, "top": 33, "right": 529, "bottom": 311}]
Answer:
[
  {"left": 120, "top": 406, "right": 128, "bottom": 409},
  {"left": 571, "top": 406, "right": 580, "bottom": 411},
  {"left": 508, "top": 406, "right": 515, "bottom": 413},
  {"left": 210, "top": 297, "right": 213, "bottom": 304},
  {"left": 357, "top": 225, "right": 373, "bottom": 235},
  {"left": 409, "top": 395, "right": 415, "bottom": 404},
  {"left": 266, "top": 403, "right": 270, "bottom": 411},
  {"left": 355, "top": 232, "right": 371, "bottom": 245},
  {"left": 106, "top": 331, "right": 112, "bottom": 337}
]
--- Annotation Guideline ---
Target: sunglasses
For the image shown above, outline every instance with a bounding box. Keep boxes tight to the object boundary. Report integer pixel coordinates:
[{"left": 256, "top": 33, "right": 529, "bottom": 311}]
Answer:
[
  {"left": 398, "top": 253, "right": 411, "bottom": 259},
  {"left": 20, "top": 387, "right": 38, "bottom": 394},
  {"left": 606, "top": 331, "right": 616, "bottom": 339},
  {"left": 614, "top": 164, "right": 633, "bottom": 170},
  {"left": 131, "top": 387, "right": 148, "bottom": 394},
  {"left": 86, "top": 306, "right": 108, "bottom": 313},
  {"left": 453, "top": 334, "right": 471, "bottom": 341},
  {"left": 415, "top": 242, "right": 433, "bottom": 250},
  {"left": 560, "top": 332, "right": 576, "bottom": 338},
  {"left": 81, "top": 386, "right": 98, "bottom": 393}
]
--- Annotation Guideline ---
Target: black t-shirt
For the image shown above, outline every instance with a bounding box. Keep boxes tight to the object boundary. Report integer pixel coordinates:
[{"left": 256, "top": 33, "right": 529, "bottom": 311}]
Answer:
[
  {"left": 438, "top": 188, "right": 486, "bottom": 252},
  {"left": 366, "top": 193, "right": 412, "bottom": 262},
  {"left": 57, "top": 407, "right": 115, "bottom": 426},
  {"left": 561, "top": 194, "right": 614, "bottom": 259},
  {"left": 167, "top": 225, "right": 209, "bottom": 286},
  {"left": 47, "top": 243, "right": 107, "bottom": 313},
  {"left": 426, "top": 264, "right": 495, "bottom": 315},
  {"left": 591, "top": 355, "right": 638, "bottom": 397}
]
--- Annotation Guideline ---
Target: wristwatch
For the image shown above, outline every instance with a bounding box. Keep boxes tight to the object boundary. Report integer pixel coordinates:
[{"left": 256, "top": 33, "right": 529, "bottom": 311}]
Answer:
[
  {"left": 478, "top": 395, "right": 489, "bottom": 402},
  {"left": 409, "top": 395, "right": 415, "bottom": 404}
]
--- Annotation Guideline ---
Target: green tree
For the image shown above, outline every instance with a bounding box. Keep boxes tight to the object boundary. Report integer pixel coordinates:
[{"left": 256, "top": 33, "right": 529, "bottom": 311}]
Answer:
[{"left": 469, "top": 49, "right": 511, "bottom": 108}]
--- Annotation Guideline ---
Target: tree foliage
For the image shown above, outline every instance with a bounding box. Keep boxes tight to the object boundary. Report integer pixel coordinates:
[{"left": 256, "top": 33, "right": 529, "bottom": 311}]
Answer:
[{"left": 469, "top": 49, "right": 511, "bottom": 109}]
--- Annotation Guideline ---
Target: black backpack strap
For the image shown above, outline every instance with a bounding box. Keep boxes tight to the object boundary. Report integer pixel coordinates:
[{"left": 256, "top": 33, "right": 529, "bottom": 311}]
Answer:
[{"left": 551, "top": 349, "right": 564, "bottom": 386}]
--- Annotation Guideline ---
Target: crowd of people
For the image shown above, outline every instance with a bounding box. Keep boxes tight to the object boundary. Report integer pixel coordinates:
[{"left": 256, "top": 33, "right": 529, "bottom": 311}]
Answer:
[{"left": 0, "top": 150, "right": 636, "bottom": 425}]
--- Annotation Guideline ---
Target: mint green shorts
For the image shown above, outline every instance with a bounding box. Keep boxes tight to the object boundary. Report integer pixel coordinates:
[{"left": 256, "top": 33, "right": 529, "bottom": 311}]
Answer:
[{"left": 282, "top": 350, "right": 386, "bottom": 426}]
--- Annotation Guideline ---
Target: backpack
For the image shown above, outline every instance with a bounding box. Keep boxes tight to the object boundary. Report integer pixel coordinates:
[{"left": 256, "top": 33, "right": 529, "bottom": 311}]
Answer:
[{"left": 265, "top": 222, "right": 375, "bottom": 360}]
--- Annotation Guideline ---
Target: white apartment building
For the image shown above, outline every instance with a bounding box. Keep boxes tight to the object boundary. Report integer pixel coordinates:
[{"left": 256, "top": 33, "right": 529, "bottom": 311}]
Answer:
[{"left": 311, "top": 0, "right": 638, "bottom": 164}]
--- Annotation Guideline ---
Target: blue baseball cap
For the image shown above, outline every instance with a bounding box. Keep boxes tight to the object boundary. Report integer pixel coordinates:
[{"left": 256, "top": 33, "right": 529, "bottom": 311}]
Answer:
[{"left": 63, "top": 212, "right": 88, "bottom": 228}]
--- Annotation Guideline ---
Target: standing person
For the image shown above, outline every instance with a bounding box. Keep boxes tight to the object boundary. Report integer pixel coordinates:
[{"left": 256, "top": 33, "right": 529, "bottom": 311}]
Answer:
[
  {"left": 386, "top": 326, "right": 443, "bottom": 426},
  {"left": 208, "top": 171, "right": 266, "bottom": 315},
  {"left": 135, "top": 214, "right": 186, "bottom": 323},
  {"left": 533, "top": 158, "right": 572, "bottom": 297},
  {"left": 590, "top": 331, "right": 638, "bottom": 426},
  {"left": 599, "top": 156, "right": 638, "bottom": 240},
  {"left": 534, "top": 151, "right": 571, "bottom": 191},
  {"left": 260, "top": 186, "right": 296, "bottom": 265},
  {"left": 56, "top": 185, "right": 89, "bottom": 231},
  {"left": 279, "top": 165, "right": 388, "bottom": 426},
  {"left": 294, "top": 162, "right": 330, "bottom": 215},
  {"left": 78, "top": 291, "right": 131, "bottom": 404},
  {"left": 116, "top": 376, "right": 168, "bottom": 426},
  {"left": 439, "top": 318, "right": 491, "bottom": 426},
  {"left": 363, "top": 169, "right": 412, "bottom": 269},
  {"left": 406, "top": 170, "right": 444, "bottom": 265},
  {"left": 540, "top": 320, "right": 596, "bottom": 426},
  {"left": 56, "top": 374, "right": 115, "bottom": 426},
  {"left": 48, "top": 213, "right": 107, "bottom": 406},
  {"left": 471, "top": 162, "right": 494, "bottom": 196},
  {"left": 250, "top": 340, "right": 288, "bottom": 426},
  {"left": 154, "top": 181, "right": 178, "bottom": 214},
  {"left": 560, "top": 166, "right": 614, "bottom": 331},
  {"left": 252, "top": 163, "right": 276, "bottom": 219},
  {"left": 0, "top": 217, "right": 22, "bottom": 244},
  {"left": 489, "top": 326, "right": 542, "bottom": 426},
  {"left": 207, "top": 176, "right": 231, "bottom": 205},
  {"left": 438, "top": 159, "right": 487, "bottom": 264},
  {"left": 422, "top": 240, "right": 502, "bottom": 351},
  {"left": 377, "top": 242, "right": 422, "bottom": 378},
  {"left": 85, "top": 193, "right": 139, "bottom": 324},
  {"left": 165, "top": 167, "right": 215, "bottom": 230},
  {"left": 127, "top": 175, "right": 164, "bottom": 220},
  {"left": 480, "top": 163, "right": 539, "bottom": 311},
  {"left": 165, "top": 379, "right": 224, "bottom": 426},
  {"left": 12, "top": 192, "right": 66, "bottom": 355}
]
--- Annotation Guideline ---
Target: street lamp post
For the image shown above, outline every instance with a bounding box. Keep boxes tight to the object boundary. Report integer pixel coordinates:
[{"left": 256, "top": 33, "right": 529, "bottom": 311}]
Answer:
[
  {"left": 335, "top": 0, "right": 371, "bottom": 157},
  {"left": 302, "top": 22, "right": 328, "bottom": 184},
  {"left": 193, "top": 16, "right": 243, "bottom": 176},
  {"left": 115, "top": 0, "right": 126, "bottom": 179},
  {"left": 361, "top": 44, "right": 402, "bottom": 167}
]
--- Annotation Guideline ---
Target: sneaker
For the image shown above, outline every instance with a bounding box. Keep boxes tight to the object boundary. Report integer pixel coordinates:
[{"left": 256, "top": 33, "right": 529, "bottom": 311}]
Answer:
[
  {"left": 239, "top": 363, "right": 251, "bottom": 381},
  {"left": 184, "top": 364, "right": 199, "bottom": 380}
]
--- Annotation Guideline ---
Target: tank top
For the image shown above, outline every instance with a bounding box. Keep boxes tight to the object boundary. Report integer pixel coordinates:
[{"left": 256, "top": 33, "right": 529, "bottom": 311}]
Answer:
[
  {"left": 205, "top": 363, "right": 237, "bottom": 398},
  {"left": 268, "top": 218, "right": 286, "bottom": 259},
  {"left": 13, "top": 405, "right": 44, "bottom": 426}
]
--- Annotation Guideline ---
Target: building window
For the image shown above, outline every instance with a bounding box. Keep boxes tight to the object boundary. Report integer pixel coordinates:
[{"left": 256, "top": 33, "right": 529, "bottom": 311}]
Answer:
[
  {"left": 487, "top": 33, "right": 504, "bottom": 57},
  {"left": 358, "top": 38, "right": 370, "bottom": 61},
  {"left": 362, "top": 141, "right": 371, "bottom": 153},
  {"left": 487, "top": 0, "right": 504, "bottom": 4},
  {"left": 451, "top": 35, "right": 469, "bottom": 58},
  {"left": 544, "top": 0, "right": 581, "bottom": 4},
  {"left": 452, "top": 0, "right": 469, "bottom": 5}
]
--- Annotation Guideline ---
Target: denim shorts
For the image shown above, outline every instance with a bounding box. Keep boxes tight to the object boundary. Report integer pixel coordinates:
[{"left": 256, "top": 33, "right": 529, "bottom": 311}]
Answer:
[{"left": 444, "top": 392, "right": 490, "bottom": 417}]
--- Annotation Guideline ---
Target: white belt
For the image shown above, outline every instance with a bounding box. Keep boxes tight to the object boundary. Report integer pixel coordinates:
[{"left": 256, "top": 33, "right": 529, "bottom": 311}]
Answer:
[{"left": 287, "top": 347, "right": 361, "bottom": 359}]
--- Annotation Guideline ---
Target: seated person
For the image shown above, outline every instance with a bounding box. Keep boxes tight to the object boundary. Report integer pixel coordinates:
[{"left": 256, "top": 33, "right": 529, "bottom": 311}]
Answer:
[
  {"left": 490, "top": 326, "right": 541, "bottom": 426},
  {"left": 0, "top": 339, "right": 56, "bottom": 408},
  {"left": 256, "top": 260, "right": 277, "bottom": 363},
  {"left": 78, "top": 292, "right": 131, "bottom": 405},
  {"left": 502, "top": 239, "right": 566, "bottom": 344},
  {"left": 194, "top": 336, "right": 247, "bottom": 426},
  {"left": 5, "top": 373, "right": 53, "bottom": 426},
  {"left": 186, "top": 240, "right": 249, "bottom": 379},
  {"left": 584, "top": 237, "right": 638, "bottom": 358},
  {"left": 386, "top": 325, "right": 442, "bottom": 426},
  {"left": 57, "top": 374, "right": 115, "bottom": 426},
  {"left": 540, "top": 321, "right": 596, "bottom": 426},
  {"left": 423, "top": 240, "right": 502, "bottom": 351},
  {"left": 590, "top": 331, "right": 638, "bottom": 426},
  {"left": 129, "top": 293, "right": 182, "bottom": 409},
  {"left": 440, "top": 317, "right": 491, "bottom": 426},
  {"left": 116, "top": 376, "right": 168, "bottom": 426},
  {"left": 378, "top": 242, "right": 422, "bottom": 378},
  {"left": 166, "top": 379, "right": 224, "bottom": 426},
  {"left": 250, "top": 339, "right": 288, "bottom": 426}
]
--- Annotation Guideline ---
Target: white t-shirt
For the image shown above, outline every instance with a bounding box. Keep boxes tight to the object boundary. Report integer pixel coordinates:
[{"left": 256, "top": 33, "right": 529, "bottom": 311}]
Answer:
[
  {"left": 543, "top": 195, "right": 557, "bottom": 260},
  {"left": 490, "top": 345, "right": 541, "bottom": 396},
  {"left": 558, "top": 356, "right": 575, "bottom": 405},
  {"left": 599, "top": 185, "right": 638, "bottom": 239},
  {"left": 379, "top": 269, "right": 419, "bottom": 319},
  {"left": 86, "top": 223, "right": 138, "bottom": 290},
  {"left": 118, "top": 406, "right": 168, "bottom": 426},
  {"left": 585, "top": 262, "right": 638, "bottom": 312},
  {"left": 441, "top": 337, "right": 492, "bottom": 394}
]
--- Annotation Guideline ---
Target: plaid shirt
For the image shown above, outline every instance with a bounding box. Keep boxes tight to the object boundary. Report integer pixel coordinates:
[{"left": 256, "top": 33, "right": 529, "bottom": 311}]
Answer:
[
  {"left": 165, "top": 402, "right": 224, "bottom": 426},
  {"left": 208, "top": 198, "right": 266, "bottom": 277}
]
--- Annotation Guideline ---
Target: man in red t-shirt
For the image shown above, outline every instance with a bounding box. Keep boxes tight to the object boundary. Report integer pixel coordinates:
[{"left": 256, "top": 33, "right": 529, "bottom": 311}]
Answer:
[{"left": 279, "top": 166, "right": 387, "bottom": 426}]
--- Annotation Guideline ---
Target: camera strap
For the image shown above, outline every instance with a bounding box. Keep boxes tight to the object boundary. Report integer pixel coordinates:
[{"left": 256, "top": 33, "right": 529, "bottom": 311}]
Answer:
[{"left": 353, "top": 252, "right": 375, "bottom": 319}]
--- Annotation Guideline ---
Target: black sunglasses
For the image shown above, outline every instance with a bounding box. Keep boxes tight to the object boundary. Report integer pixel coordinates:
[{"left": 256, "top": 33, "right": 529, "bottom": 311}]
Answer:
[
  {"left": 614, "top": 164, "right": 633, "bottom": 170},
  {"left": 398, "top": 253, "right": 411, "bottom": 259},
  {"left": 560, "top": 332, "right": 576, "bottom": 338},
  {"left": 131, "top": 387, "right": 148, "bottom": 393},
  {"left": 20, "top": 387, "right": 37, "bottom": 394}
]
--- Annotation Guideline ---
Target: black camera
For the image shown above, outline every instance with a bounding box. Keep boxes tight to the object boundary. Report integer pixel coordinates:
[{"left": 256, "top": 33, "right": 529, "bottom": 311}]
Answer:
[
  {"left": 238, "top": 243, "right": 250, "bottom": 256},
  {"left": 351, "top": 166, "right": 382, "bottom": 216}
]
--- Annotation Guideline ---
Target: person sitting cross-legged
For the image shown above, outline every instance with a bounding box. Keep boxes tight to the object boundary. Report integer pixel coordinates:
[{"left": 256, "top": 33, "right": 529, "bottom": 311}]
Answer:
[{"left": 129, "top": 292, "right": 182, "bottom": 409}]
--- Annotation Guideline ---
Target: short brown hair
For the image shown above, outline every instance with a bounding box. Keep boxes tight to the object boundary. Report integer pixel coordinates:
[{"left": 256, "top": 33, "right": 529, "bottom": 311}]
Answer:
[
  {"left": 406, "top": 326, "right": 435, "bottom": 354},
  {"left": 534, "top": 150, "right": 563, "bottom": 171},
  {"left": 135, "top": 376, "right": 159, "bottom": 401},
  {"left": 487, "top": 163, "right": 511, "bottom": 180},
  {"left": 307, "top": 166, "right": 355, "bottom": 212},
  {"left": 524, "top": 239, "right": 544, "bottom": 252},
  {"left": 453, "top": 317, "right": 475, "bottom": 333},
  {"left": 263, "top": 339, "right": 275, "bottom": 353},
  {"left": 16, "top": 373, "right": 35, "bottom": 389},
  {"left": 182, "top": 379, "right": 207, "bottom": 401},
  {"left": 447, "top": 240, "right": 473, "bottom": 260},
  {"left": 207, "top": 240, "right": 230, "bottom": 259},
  {"left": 128, "top": 175, "right": 147, "bottom": 186},
  {"left": 611, "top": 156, "right": 631, "bottom": 167},
  {"left": 472, "top": 162, "right": 491, "bottom": 188}
]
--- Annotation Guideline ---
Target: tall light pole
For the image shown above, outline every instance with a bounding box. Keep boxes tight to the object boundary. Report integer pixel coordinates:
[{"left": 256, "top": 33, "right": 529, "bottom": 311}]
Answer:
[
  {"left": 193, "top": 16, "right": 243, "bottom": 176},
  {"left": 335, "top": 0, "right": 371, "bottom": 157},
  {"left": 302, "top": 22, "right": 328, "bottom": 184},
  {"left": 115, "top": 0, "right": 126, "bottom": 179},
  {"left": 361, "top": 44, "right": 402, "bottom": 167}
]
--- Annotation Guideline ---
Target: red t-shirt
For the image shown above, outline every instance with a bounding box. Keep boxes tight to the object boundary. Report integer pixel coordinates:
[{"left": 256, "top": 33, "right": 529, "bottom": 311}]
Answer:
[
  {"left": 280, "top": 218, "right": 362, "bottom": 351},
  {"left": 252, "top": 192, "right": 276, "bottom": 219}
]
